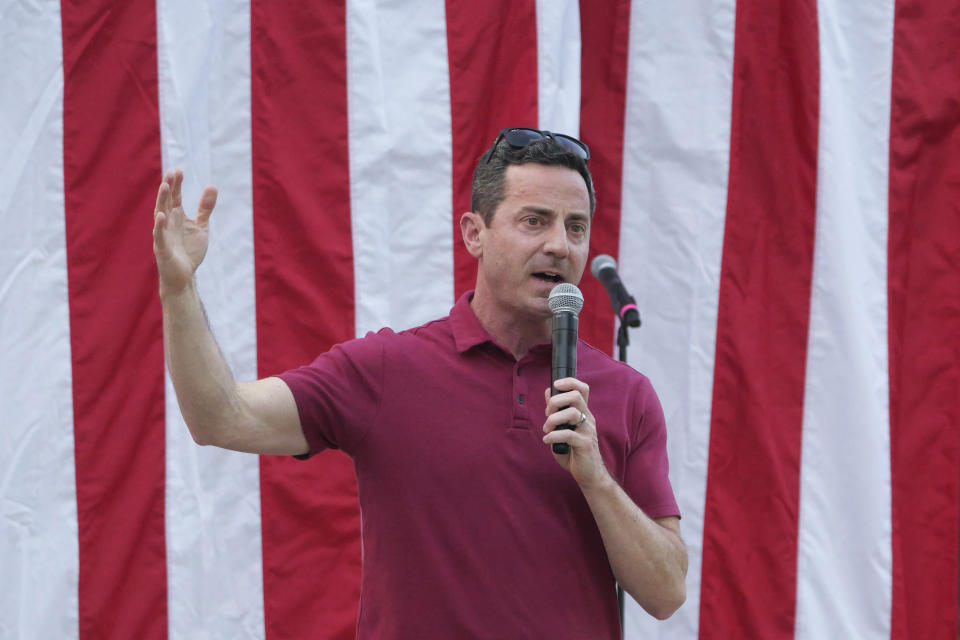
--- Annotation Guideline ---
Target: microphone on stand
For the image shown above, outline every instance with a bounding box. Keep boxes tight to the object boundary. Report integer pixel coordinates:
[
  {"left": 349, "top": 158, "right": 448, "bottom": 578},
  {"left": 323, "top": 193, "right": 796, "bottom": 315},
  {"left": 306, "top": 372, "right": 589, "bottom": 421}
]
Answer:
[
  {"left": 588, "top": 257, "right": 639, "bottom": 628},
  {"left": 548, "top": 283, "right": 584, "bottom": 455},
  {"left": 591, "top": 254, "right": 640, "bottom": 328}
]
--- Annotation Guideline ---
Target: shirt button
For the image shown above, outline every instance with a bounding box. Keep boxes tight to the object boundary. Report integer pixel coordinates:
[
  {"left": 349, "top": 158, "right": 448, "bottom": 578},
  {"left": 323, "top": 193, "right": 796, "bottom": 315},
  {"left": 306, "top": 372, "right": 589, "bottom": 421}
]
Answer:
[
  {"left": 518, "top": 394, "right": 525, "bottom": 404},
  {"left": 516, "top": 366, "right": 522, "bottom": 376}
]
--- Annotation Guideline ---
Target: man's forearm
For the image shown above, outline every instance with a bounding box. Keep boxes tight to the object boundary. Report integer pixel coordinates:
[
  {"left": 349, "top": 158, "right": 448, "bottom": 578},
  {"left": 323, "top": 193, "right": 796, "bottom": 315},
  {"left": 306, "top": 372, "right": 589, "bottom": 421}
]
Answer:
[
  {"left": 161, "top": 279, "right": 243, "bottom": 445},
  {"left": 580, "top": 475, "right": 687, "bottom": 620}
]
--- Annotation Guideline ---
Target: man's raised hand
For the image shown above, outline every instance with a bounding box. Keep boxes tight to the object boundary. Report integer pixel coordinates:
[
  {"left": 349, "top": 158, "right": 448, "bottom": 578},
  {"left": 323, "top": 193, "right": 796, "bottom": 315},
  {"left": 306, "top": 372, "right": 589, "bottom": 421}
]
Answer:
[{"left": 153, "top": 169, "right": 218, "bottom": 296}]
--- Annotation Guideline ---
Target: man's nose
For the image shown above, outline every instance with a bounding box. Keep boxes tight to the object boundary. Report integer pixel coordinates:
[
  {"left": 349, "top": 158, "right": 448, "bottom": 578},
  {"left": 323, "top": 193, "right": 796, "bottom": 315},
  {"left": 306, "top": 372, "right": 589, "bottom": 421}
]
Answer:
[{"left": 543, "top": 222, "right": 569, "bottom": 257}]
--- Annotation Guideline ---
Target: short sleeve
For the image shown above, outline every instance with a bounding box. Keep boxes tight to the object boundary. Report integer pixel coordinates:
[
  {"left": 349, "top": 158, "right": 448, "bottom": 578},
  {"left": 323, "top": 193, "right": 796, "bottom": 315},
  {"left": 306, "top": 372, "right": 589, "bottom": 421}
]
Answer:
[
  {"left": 622, "top": 380, "right": 681, "bottom": 520},
  {"left": 277, "top": 330, "right": 387, "bottom": 458}
]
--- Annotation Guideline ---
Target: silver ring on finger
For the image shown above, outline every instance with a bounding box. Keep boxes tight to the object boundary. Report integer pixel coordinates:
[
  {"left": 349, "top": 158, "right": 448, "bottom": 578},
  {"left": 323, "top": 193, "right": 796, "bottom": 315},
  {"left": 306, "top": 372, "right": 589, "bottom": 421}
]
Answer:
[{"left": 577, "top": 410, "right": 587, "bottom": 426}]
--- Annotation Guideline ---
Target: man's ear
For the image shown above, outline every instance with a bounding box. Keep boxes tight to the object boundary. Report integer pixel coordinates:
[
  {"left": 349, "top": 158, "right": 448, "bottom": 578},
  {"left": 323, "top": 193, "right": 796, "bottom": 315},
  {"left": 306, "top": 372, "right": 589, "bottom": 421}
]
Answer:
[{"left": 460, "top": 211, "right": 485, "bottom": 258}]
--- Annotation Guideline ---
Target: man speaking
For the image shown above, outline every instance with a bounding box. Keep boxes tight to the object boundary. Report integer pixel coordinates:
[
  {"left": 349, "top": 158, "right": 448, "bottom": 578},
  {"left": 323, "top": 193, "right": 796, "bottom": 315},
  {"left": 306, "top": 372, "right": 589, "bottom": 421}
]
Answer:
[{"left": 152, "top": 127, "right": 687, "bottom": 638}]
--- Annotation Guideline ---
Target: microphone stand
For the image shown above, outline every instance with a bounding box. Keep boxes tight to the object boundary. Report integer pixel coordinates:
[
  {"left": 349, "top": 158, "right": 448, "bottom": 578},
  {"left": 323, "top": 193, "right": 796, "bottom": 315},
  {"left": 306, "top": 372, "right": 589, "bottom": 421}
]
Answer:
[
  {"left": 615, "top": 312, "right": 639, "bottom": 631},
  {"left": 617, "top": 321, "right": 630, "bottom": 363}
]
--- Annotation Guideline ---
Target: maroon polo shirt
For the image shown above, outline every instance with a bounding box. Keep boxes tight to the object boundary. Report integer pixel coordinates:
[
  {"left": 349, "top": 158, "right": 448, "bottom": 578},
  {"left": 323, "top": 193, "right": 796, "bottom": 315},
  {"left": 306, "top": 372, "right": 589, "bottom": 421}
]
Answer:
[{"left": 279, "top": 292, "right": 679, "bottom": 639}]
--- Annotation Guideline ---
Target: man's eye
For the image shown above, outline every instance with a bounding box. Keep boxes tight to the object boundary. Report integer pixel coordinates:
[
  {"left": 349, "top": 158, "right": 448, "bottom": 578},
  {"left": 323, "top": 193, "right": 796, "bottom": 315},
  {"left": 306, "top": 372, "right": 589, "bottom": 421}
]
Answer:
[
  {"left": 525, "top": 217, "right": 541, "bottom": 226},
  {"left": 569, "top": 224, "right": 586, "bottom": 233}
]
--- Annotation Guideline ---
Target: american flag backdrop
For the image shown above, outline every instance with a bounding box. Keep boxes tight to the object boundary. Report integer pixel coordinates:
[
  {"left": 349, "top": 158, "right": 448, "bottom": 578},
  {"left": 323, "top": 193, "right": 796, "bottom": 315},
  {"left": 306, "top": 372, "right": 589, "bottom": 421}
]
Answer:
[{"left": 1, "top": 0, "right": 958, "bottom": 638}]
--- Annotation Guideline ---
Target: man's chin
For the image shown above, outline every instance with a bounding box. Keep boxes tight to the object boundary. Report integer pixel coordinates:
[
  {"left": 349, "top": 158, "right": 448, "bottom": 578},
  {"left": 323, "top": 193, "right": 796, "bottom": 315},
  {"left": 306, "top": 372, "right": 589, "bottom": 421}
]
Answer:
[{"left": 524, "top": 296, "right": 553, "bottom": 319}]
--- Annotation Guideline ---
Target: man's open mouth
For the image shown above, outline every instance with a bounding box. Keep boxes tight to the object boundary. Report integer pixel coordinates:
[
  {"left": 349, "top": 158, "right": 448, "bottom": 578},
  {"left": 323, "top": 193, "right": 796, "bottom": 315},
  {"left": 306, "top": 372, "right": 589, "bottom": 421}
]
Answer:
[{"left": 532, "top": 272, "right": 564, "bottom": 283}]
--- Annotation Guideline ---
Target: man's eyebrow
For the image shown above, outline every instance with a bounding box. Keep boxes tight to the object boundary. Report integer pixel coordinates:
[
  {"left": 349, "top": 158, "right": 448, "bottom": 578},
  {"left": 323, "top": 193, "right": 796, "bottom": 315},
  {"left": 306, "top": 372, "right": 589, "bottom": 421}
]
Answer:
[
  {"left": 519, "top": 205, "right": 555, "bottom": 216},
  {"left": 518, "top": 206, "right": 589, "bottom": 220}
]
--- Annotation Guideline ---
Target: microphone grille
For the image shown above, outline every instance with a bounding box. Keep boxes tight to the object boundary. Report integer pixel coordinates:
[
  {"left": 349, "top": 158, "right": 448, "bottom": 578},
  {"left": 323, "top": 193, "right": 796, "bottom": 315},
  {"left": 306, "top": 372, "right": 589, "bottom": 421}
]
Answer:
[
  {"left": 590, "top": 254, "right": 616, "bottom": 278},
  {"left": 548, "top": 283, "right": 584, "bottom": 314}
]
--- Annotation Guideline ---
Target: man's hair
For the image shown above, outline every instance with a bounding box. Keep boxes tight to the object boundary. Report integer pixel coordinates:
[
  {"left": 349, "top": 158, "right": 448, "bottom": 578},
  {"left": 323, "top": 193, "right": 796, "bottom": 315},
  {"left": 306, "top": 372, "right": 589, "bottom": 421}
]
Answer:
[{"left": 470, "top": 136, "right": 596, "bottom": 226}]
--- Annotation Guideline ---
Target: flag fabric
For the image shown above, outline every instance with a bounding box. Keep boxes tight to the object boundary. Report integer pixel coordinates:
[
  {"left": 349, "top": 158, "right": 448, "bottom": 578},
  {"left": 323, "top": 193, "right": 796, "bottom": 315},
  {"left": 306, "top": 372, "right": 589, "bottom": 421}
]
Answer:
[{"left": 1, "top": 0, "right": 957, "bottom": 638}]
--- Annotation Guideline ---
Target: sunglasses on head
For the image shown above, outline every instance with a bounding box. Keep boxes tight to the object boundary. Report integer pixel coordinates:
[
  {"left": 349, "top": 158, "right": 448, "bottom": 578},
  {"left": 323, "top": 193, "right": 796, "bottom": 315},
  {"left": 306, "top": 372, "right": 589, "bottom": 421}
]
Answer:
[{"left": 485, "top": 127, "right": 590, "bottom": 164}]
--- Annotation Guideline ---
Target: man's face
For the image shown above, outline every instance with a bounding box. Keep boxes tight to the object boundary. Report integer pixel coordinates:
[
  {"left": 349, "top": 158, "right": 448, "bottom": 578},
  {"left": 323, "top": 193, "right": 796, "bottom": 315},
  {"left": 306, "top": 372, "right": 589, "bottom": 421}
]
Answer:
[{"left": 474, "top": 163, "right": 591, "bottom": 320}]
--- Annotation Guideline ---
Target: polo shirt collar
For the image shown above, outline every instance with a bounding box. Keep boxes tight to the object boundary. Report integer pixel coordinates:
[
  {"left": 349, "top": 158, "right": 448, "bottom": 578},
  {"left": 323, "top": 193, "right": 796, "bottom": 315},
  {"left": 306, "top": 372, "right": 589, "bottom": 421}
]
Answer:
[
  {"left": 450, "top": 291, "right": 491, "bottom": 353},
  {"left": 449, "top": 291, "right": 552, "bottom": 357}
]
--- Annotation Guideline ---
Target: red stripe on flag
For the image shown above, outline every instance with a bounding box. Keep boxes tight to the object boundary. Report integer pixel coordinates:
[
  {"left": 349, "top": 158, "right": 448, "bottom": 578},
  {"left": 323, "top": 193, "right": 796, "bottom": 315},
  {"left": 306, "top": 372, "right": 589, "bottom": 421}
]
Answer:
[
  {"left": 699, "top": 1, "right": 820, "bottom": 637},
  {"left": 888, "top": 2, "right": 960, "bottom": 637},
  {"left": 251, "top": 2, "right": 361, "bottom": 638},
  {"left": 577, "top": 0, "right": 631, "bottom": 352},
  {"left": 60, "top": 2, "right": 168, "bottom": 637},
  {"left": 446, "top": 0, "right": 539, "bottom": 299}
]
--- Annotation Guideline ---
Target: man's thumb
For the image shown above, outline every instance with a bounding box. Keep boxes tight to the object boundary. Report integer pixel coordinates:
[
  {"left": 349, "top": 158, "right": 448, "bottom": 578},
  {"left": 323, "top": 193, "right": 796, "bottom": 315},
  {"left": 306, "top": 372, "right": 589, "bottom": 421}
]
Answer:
[{"left": 196, "top": 186, "right": 218, "bottom": 225}]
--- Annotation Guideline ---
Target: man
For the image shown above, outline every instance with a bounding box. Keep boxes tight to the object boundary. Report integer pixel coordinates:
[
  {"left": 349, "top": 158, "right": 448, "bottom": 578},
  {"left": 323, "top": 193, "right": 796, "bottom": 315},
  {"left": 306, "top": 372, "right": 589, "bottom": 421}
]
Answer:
[{"left": 153, "top": 127, "right": 687, "bottom": 638}]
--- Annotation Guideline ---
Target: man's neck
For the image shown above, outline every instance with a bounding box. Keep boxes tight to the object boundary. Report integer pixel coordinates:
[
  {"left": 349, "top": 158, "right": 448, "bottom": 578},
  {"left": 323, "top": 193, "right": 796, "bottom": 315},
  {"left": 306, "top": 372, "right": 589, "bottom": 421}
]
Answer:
[{"left": 469, "top": 291, "right": 551, "bottom": 360}]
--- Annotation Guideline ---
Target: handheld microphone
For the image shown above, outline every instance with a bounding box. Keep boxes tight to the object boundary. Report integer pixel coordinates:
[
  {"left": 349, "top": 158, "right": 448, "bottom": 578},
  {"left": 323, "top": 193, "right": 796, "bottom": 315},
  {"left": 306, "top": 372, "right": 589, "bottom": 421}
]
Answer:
[
  {"left": 548, "top": 283, "right": 584, "bottom": 455},
  {"left": 591, "top": 254, "right": 640, "bottom": 327}
]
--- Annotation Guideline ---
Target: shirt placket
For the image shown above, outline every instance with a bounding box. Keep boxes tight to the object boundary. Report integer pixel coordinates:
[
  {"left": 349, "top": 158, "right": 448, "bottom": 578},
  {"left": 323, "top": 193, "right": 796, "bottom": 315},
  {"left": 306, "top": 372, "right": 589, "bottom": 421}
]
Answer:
[{"left": 511, "top": 355, "right": 537, "bottom": 429}]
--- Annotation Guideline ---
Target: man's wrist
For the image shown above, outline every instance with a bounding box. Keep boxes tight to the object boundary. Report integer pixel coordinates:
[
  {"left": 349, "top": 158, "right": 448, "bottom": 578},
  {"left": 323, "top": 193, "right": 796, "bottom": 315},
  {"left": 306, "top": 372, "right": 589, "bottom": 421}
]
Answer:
[
  {"left": 578, "top": 466, "right": 618, "bottom": 498},
  {"left": 159, "top": 278, "right": 197, "bottom": 304}
]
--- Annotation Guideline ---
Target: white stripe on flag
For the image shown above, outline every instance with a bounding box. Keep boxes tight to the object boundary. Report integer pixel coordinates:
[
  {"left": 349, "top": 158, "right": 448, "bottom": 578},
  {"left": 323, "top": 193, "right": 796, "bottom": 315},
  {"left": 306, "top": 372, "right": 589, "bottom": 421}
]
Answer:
[
  {"left": 347, "top": 0, "right": 454, "bottom": 336},
  {"left": 535, "top": 0, "right": 582, "bottom": 136},
  {"left": 0, "top": 3, "right": 79, "bottom": 638},
  {"left": 156, "top": 1, "right": 265, "bottom": 637},
  {"left": 794, "top": 0, "right": 894, "bottom": 637},
  {"left": 618, "top": 0, "right": 736, "bottom": 636}
]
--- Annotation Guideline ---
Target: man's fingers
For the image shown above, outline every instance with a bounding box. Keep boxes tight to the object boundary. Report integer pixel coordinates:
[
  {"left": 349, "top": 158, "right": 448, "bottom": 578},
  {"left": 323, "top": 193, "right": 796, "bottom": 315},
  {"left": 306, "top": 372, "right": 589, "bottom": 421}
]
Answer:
[
  {"left": 543, "top": 427, "right": 589, "bottom": 449},
  {"left": 162, "top": 169, "right": 177, "bottom": 192},
  {"left": 155, "top": 181, "right": 171, "bottom": 215},
  {"left": 552, "top": 377, "right": 590, "bottom": 401},
  {"left": 195, "top": 185, "right": 218, "bottom": 226},
  {"left": 545, "top": 389, "right": 584, "bottom": 415},
  {"left": 171, "top": 169, "right": 184, "bottom": 208},
  {"left": 152, "top": 211, "right": 167, "bottom": 248},
  {"left": 543, "top": 406, "right": 587, "bottom": 433}
]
